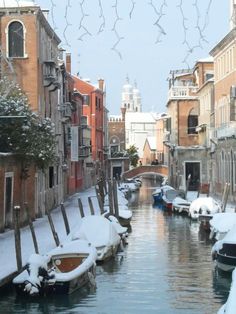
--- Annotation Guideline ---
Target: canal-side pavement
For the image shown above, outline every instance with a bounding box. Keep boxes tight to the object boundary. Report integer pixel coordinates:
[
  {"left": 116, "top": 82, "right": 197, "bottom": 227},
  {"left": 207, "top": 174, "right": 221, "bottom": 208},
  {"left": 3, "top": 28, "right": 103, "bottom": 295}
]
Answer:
[{"left": 0, "top": 187, "right": 100, "bottom": 287}]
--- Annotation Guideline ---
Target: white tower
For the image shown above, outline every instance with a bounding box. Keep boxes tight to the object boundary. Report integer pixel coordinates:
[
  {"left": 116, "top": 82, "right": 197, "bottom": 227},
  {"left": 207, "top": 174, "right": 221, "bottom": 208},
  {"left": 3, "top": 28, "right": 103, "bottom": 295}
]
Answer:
[
  {"left": 121, "top": 76, "right": 134, "bottom": 112},
  {"left": 230, "top": 0, "right": 236, "bottom": 30},
  {"left": 121, "top": 76, "right": 142, "bottom": 112},
  {"left": 133, "top": 81, "right": 142, "bottom": 112}
]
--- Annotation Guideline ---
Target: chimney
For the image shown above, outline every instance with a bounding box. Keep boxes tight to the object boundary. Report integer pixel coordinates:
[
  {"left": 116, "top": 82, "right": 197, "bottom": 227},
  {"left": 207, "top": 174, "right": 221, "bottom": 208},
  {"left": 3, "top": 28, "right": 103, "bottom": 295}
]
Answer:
[
  {"left": 66, "top": 53, "right": 71, "bottom": 74},
  {"left": 98, "top": 78, "right": 104, "bottom": 91}
]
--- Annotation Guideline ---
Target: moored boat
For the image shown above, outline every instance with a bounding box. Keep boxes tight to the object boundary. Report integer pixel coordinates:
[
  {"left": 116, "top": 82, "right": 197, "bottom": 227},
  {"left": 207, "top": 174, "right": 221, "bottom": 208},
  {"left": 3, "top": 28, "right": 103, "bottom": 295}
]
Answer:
[
  {"left": 13, "top": 239, "right": 97, "bottom": 296},
  {"left": 212, "top": 224, "right": 236, "bottom": 272},
  {"left": 209, "top": 212, "right": 236, "bottom": 240},
  {"left": 70, "top": 215, "right": 121, "bottom": 262},
  {"left": 189, "top": 196, "right": 221, "bottom": 220},
  {"left": 152, "top": 185, "right": 175, "bottom": 203},
  {"left": 172, "top": 196, "right": 191, "bottom": 214}
]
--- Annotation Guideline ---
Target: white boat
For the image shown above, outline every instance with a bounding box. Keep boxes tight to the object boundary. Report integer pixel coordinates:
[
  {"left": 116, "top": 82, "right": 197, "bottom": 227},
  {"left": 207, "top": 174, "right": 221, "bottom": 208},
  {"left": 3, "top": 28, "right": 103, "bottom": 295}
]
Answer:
[
  {"left": 212, "top": 224, "right": 236, "bottom": 272},
  {"left": 13, "top": 239, "right": 97, "bottom": 296},
  {"left": 70, "top": 215, "right": 121, "bottom": 262},
  {"left": 189, "top": 196, "right": 221, "bottom": 220},
  {"left": 172, "top": 196, "right": 191, "bottom": 214},
  {"left": 210, "top": 213, "right": 236, "bottom": 240},
  {"left": 217, "top": 268, "right": 236, "bottom": 314}
]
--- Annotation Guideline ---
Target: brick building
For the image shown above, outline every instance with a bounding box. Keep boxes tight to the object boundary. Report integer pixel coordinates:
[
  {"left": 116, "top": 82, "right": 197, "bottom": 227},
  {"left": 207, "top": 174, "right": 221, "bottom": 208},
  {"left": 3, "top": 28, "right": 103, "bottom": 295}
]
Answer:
[
  {"left": 0, "top": 1, "right": 64, "bottom": 231},
  {"left": 73, "top": 76, "right": 106, "bottom": 183}
]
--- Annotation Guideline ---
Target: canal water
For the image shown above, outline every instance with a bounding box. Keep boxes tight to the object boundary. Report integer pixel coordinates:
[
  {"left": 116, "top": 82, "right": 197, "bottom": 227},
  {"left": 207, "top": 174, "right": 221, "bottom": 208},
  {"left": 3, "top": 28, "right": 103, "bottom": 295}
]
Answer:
[{"left": 0, "top": 177, "right": 232, "bottom": 314}]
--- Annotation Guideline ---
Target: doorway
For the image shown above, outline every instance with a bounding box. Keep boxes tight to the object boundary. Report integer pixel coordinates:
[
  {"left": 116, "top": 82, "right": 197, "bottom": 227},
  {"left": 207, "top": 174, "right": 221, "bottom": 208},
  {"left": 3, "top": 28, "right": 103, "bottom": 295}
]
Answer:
[
  {"left": 112, "top": 166, "right": 122, "bottom": 180},
  {"left": 185, "top": 162, "right": 200, "bottom": 191}
]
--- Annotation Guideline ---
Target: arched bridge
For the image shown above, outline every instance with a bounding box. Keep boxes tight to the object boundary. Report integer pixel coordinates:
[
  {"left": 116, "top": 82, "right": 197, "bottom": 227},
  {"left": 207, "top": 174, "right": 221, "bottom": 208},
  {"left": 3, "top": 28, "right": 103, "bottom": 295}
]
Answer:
[{"left": 122, "top": 165, "right": 168, "bottom": 180}]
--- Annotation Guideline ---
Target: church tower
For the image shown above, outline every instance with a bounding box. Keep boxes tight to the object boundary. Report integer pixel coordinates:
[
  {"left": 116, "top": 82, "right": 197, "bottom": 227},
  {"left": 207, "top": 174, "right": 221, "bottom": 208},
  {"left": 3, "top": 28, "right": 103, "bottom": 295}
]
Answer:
[
  {"left": 230, "top": 0, "right": 236, "bottom": 30},
  {"left": 133, "top": 81, "right": 142, "bottom": 112},
  {"left": 121, "top": 76, "right": 142, "bottom": 112}
]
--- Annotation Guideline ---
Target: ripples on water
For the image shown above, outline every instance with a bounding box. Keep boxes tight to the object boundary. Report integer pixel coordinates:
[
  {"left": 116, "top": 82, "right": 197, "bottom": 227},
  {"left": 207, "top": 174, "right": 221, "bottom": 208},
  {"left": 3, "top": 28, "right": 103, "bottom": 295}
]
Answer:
[{"left": 0, "top": 177, "right": 232, "bottom": 314}]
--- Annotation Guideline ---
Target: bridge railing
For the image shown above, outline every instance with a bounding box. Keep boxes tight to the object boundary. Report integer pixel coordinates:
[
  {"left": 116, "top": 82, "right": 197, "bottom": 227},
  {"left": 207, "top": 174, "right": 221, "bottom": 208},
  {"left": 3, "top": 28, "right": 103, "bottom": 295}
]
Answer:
[{"left": 122, "top": 165, "right": 168, "bottom": 179}]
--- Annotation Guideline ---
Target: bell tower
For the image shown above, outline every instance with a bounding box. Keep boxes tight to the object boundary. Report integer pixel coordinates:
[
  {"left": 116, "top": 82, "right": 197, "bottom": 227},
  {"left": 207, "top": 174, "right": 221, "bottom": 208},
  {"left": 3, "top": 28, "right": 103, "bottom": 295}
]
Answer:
[{"left": 230, "top": 0, "right": 236, "bottom": 30}]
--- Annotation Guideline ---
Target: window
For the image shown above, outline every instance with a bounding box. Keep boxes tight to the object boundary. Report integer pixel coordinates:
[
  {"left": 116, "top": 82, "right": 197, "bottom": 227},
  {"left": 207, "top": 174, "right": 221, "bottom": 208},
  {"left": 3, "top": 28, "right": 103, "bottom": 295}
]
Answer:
[
  {"left": 8, "top": 21, "right": 24, "bottom": 57},
  {"left": 187, "top": 108, "right": 198, "bottom": 134},
  {"left": 83, "top": 95, "right": 90, "bottom": 106}
]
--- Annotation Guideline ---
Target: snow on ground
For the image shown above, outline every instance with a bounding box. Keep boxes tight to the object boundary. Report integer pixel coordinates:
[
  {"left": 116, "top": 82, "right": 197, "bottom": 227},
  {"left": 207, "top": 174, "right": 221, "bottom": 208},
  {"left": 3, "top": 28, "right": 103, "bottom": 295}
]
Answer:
[{"left": 0, "top": 187, "right": 105, "bottom": 282}]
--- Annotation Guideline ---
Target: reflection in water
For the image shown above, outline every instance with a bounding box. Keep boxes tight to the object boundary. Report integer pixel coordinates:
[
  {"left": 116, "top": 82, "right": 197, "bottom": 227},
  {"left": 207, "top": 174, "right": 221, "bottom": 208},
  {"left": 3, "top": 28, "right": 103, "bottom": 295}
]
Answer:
[{"left": 0, "top": 177, "right": 231, "bottom": 314}]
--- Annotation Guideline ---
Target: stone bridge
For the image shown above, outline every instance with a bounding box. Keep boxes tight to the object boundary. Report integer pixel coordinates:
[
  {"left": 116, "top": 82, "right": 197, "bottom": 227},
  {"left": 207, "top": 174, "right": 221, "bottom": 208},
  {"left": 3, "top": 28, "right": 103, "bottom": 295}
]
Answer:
[{"left": 122, "top": 165, "right": 168, "bottom": 180}]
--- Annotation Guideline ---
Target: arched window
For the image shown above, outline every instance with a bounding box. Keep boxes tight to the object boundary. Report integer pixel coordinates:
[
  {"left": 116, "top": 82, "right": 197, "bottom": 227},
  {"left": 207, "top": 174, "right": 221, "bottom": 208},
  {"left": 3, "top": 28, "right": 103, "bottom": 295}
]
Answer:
[
  {"left": 187, "top": 108, "right": 198, "bottom": 134},
  {"left": 8, "top": 21, "right": 24, "bottom": 57}
]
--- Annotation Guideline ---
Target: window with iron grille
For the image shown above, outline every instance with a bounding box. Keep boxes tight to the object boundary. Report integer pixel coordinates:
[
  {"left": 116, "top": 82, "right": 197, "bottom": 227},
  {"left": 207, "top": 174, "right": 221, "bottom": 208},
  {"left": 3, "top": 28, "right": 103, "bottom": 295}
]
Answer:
[{"left": 8, "top": 21, "right": 24, "bottom": 57}]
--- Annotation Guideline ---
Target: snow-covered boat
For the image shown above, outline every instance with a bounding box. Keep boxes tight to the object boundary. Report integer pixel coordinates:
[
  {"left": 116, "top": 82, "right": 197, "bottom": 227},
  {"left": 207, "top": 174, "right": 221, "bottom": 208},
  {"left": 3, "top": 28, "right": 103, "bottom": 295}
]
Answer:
[
  {"left": 189, "top": 196, "right": 221, "bottom": 220},
  {"left": 210, "top": 213, "right": 236, "bottom": 240},
  {"left": 152, "top": 185, "right": 175, "bottom": 203},
  {"left": 120, "top": 180, "right": 139, "bottom": 192},
  {"left": 162, "top": 189, "right": 179, "bottom": 210},
  {"left": 217, "top": 268, "right": 236, "bottom": 314},
  {"left": 212, "top": 224, "right": 236, "bottom": 272},
  {"left": 172, "top": 196, "right": 191, "bottom": 214},
  {"left": 13, "top": 239, "right": 97, "bottom": 296},
  {"left": 70, "top": 215, "right": 121, "bottom": 262}
]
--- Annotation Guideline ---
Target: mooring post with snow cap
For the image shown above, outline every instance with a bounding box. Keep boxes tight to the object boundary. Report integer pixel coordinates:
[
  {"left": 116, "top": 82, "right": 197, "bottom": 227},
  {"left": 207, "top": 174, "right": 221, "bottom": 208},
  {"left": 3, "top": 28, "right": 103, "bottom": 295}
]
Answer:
[
  {"left": 88, "top": 196, "right": 95, "bottom": 215},
  {"left": 46, "top": 209, "right": 60, "bottom": 246},
  {"left": 25, "top": 203, "right": 39, "bottom": 254},
  {"left": 60, "top": 202, "right": 70, "bottom": 235},
  {"left": 112, "top": 178, "right": 119, "bottom": 218},
  {"left": 78, "top": 198, "right": 85, "bottom": 218},
  {"left": 13, "top": 205, "right": 22, "bottom": 271},
  {"left": 97, "top": 178, "right": 105, "bottom": 204},
  {"left": 108, "top": 179, "right": 114, "bottom": 216}
]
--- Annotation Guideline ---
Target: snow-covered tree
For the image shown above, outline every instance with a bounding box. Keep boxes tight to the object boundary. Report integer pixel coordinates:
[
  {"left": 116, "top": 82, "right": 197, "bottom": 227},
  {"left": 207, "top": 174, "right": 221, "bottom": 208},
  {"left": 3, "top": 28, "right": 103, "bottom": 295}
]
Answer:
[{"left": 0, "top": 79, "right": 56, "bottom": 171}]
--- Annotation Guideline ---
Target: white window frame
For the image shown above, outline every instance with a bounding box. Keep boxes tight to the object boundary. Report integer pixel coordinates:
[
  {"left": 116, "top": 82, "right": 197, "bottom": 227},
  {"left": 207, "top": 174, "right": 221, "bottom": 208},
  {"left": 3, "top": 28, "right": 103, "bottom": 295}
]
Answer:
[{"left": 5, "top": 19, "right": 28, "bottom": 58}]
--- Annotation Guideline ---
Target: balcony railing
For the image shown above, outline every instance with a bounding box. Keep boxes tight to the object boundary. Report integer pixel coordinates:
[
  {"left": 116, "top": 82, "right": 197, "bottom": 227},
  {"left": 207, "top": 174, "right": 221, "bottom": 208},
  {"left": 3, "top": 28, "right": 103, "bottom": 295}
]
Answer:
[{"left": 168, "top": 86, "right": 198, "bottom": 100}]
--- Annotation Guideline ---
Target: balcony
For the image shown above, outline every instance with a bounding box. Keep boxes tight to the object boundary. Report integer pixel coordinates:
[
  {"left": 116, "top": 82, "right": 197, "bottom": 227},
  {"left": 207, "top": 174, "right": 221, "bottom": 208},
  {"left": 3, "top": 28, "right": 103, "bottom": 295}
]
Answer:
[{"left": 168, "top": 86, "right": 198, "bottom": 100}]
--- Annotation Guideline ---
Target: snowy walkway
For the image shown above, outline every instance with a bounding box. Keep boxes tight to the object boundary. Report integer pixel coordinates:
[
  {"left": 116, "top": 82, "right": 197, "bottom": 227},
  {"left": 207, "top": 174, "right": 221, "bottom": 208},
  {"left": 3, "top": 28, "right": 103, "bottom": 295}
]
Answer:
[{"left": 0, "top": 187, "right": 100, "bottom": 286}]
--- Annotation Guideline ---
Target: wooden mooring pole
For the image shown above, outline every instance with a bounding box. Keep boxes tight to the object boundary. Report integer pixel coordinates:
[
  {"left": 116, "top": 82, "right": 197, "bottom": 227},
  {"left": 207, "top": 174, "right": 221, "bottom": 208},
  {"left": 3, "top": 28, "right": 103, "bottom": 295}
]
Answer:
[
  {"left": 46, "top": 209, "right": 60, "bottom": 246},
  {"left": 60, "top": 203, "right": 70, "bottom": 235},
  {"left": 95, "top": 185, "right": 105, "bottom": 215},
  {"left": 108, "top": 179, "right": 114, "bottom": 216},
  {"left": 78, "top": 198, "right": 85, "bottom": 218},
  {"left": 13, "top": 205, "right": 22, "bottom": 271},
  {"left": 88, "top": 197, "right": 95, "bottom": 215},
  {"left": 25, "top": 203, "right": 39, "bottom": 254},
  {"left": 112, "top": 178, "right": 119, "bottom": 218}
]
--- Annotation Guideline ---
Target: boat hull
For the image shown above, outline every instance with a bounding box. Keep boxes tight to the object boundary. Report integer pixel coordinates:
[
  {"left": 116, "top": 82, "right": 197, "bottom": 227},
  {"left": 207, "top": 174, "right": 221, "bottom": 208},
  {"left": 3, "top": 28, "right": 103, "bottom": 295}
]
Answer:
[
  {"left": 14, "top": 264, "right": 96, "bottom": 296},
  {"left": 216, "top": 253, "right": 236, "bottom": 272},
  {"left": 152, "top": 192, "right": 162, "bottom": 203}
]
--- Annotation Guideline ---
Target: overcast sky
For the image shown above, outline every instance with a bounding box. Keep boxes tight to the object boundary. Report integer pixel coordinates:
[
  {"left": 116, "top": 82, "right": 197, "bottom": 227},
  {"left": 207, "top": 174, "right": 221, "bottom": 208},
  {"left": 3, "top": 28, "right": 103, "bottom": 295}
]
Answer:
[{"left": 37, "top": 0, "right": 229, "bottom": 115}]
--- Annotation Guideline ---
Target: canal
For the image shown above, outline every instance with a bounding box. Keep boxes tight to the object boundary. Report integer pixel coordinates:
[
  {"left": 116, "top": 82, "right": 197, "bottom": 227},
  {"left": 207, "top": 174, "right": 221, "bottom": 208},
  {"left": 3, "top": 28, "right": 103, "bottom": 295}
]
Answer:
[{"left": 0, "top": 177, "right": 232, "bottom": 314}]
